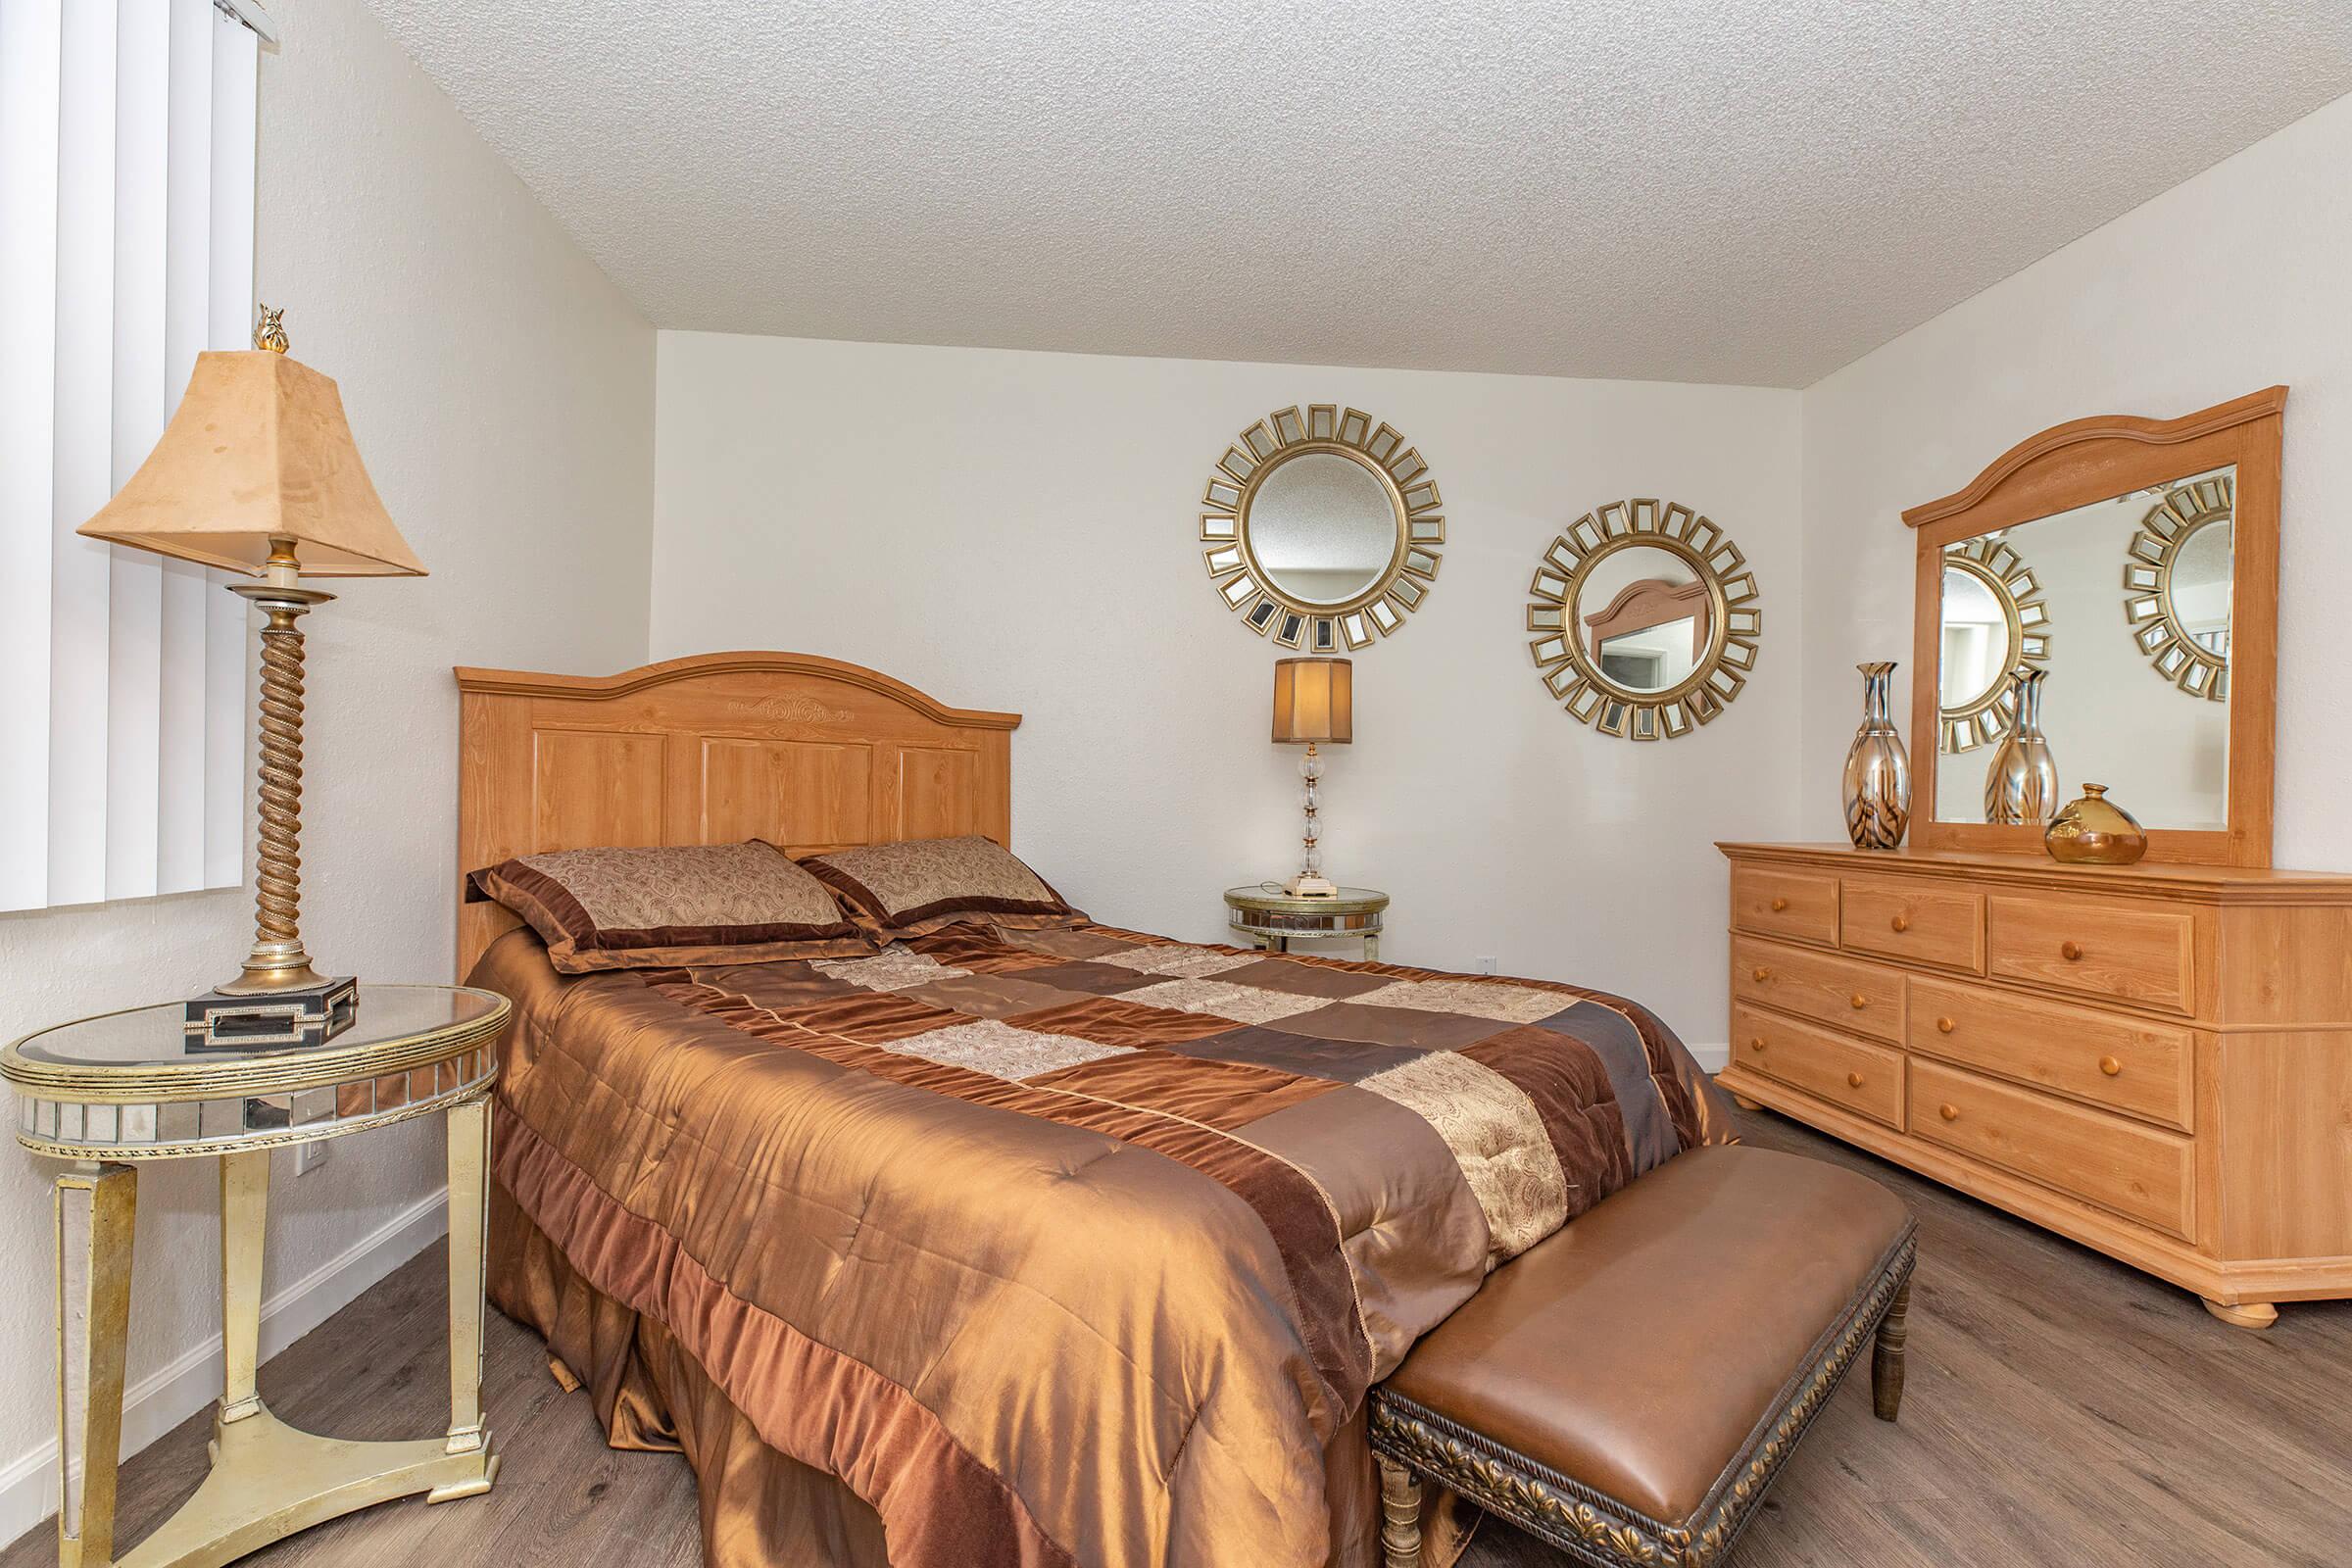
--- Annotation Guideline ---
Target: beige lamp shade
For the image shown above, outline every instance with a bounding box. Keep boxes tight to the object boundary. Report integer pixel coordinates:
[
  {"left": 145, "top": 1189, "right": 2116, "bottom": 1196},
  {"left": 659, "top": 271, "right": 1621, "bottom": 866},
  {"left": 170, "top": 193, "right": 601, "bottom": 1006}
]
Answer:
[
  {"left": 76, "top": 348, "right": 425, "bottom": 577},
  {"left": 1271, "top": 656, "right": 1352, "bottom": 744}
]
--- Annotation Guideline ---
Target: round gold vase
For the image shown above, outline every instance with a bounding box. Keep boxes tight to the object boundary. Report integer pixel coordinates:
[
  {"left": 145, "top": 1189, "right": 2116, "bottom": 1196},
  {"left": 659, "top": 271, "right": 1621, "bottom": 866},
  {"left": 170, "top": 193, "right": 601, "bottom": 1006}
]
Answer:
[{"left": 2044, "top": 783, "right": 2147, "bottom": 864}]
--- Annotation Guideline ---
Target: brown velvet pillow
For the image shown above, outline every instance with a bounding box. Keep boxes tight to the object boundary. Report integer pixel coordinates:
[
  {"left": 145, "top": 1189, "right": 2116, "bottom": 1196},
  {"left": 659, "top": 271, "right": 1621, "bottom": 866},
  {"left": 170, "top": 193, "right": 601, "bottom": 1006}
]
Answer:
[
  {"left": 466, "top": 842, "right": 871, "bottom": 972},
  {"left": 794, "top": 835, "right": 1084, "bottom": 939}
]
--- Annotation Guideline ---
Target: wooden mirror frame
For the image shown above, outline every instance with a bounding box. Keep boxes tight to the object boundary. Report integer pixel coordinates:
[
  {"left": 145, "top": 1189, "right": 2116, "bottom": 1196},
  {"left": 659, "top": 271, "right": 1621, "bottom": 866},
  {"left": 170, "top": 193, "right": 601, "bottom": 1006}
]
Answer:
[{"left": 1902, "top": 386, "right": 2284, "bottom": 867}]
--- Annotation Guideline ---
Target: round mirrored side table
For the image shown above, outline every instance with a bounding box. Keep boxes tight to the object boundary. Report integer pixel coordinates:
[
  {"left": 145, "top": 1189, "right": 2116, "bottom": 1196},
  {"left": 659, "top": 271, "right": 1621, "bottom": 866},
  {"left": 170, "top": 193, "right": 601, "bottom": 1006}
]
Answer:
[
  {"left": 1223, "top": 884, "right": 1389, "bottom": 959},
  {"left": 2, "top": 983, "right": 509, "bottom": 1568}
]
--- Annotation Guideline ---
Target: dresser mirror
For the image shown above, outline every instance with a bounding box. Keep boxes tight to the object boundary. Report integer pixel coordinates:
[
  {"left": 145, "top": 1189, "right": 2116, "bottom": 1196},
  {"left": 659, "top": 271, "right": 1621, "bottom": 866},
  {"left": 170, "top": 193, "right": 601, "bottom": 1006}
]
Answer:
[
  {"left": 1905, "top": 389, "right": 2283, "bottom": 866},
  {"left": 1200, "top": 405, "right": 1446, "bottom": 652}
]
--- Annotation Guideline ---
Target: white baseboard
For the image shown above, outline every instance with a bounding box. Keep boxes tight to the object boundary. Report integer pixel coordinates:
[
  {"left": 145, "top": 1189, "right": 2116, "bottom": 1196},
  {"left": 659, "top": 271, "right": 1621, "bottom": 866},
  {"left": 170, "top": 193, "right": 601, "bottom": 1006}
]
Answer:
[
  {"left": 0, "top": 1185, "right": 449, "bottom": 1547},
  {"left": 1688, "top": 1040, "right": 1729, "bottom": 1073}
]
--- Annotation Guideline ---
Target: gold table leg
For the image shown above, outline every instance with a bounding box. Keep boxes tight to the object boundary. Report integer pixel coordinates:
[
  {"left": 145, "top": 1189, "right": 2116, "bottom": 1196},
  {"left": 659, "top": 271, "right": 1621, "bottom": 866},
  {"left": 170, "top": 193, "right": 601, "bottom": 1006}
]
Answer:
[
  {"left": 91, "top": 1105, "right": 499, "bottom": 1568},
  {"left": 429, "top": 1094, "right": 496, "bottom": 1498},
  {"left": 56, "top": 1162, "right": 137, "bottom": 1568},
  {"left": 218, "top": 1153, "right": 268, "bottom": 1430}
]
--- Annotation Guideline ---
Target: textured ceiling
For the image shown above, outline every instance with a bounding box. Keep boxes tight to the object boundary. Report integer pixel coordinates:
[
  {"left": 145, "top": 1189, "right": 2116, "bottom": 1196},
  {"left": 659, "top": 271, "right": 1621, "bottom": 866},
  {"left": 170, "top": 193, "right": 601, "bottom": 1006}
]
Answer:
[{"left": 359, "top": 0, "right": 2352, "bottom": 387}]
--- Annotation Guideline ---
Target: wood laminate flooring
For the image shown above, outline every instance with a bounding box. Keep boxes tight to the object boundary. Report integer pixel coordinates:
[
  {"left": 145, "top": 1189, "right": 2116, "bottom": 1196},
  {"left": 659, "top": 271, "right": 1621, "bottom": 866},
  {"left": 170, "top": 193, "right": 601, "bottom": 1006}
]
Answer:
[{"left": 6, "top": 1109, "right": 2347, "bottom": 1568}]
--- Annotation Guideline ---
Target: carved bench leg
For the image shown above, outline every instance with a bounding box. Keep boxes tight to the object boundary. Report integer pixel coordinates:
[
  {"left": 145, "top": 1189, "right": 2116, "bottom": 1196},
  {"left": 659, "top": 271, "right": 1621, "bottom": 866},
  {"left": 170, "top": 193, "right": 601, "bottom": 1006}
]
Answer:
[
  {"left": 1872, "top": 1274, "right": 1911, "bottom": 1421},
  {"left": 1376, "top": 1454, "right": 1424, "bottom": 1568}
]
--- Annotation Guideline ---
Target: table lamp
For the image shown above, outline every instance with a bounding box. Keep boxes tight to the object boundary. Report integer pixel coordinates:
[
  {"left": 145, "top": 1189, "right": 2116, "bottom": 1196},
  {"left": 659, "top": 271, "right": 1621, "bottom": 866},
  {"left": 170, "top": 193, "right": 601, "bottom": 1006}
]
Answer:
[
  {"left": 1270, "top": 656, "right": 1351, "bottom": 897},
  {"left": 76, "top": 308, "right": 425, "bottom": 1048}
]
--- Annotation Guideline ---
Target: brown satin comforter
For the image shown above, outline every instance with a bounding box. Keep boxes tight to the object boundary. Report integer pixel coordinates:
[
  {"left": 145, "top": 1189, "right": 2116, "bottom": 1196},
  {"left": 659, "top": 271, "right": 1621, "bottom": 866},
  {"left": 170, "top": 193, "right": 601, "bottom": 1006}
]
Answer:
[{"left": 477, "top": 920, "right": 1735, "bottom": 1568}]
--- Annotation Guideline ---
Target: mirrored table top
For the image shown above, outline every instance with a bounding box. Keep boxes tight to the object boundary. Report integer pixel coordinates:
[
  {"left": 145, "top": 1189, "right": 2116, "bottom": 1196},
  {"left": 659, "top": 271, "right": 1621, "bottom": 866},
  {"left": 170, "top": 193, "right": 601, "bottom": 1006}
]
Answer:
[
  {"left": 7, "top": 984, "right": 503, "bottom": 1071},
  {"left": 6, "top": 985, "right": 511, "bottom": 1161},
  {"left": 1223, "top": 885, "right": 1390, "bottom": 916}
]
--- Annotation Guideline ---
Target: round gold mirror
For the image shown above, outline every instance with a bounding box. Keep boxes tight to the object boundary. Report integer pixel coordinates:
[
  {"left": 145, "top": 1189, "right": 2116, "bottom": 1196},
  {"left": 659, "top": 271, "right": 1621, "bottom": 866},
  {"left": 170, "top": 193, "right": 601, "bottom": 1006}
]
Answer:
[
  {"left": 1936, "top": 536, "right": 2050, "bottom": 754},
  {"left": 1200, "top": 405, "right": 1444, "bottom": 651},
  {"left": 2123, "top": 472, "right": 2233, "bottom": 702},
  {"left": 1526, "top": 499, "right": 1760, "bottom": 741}
]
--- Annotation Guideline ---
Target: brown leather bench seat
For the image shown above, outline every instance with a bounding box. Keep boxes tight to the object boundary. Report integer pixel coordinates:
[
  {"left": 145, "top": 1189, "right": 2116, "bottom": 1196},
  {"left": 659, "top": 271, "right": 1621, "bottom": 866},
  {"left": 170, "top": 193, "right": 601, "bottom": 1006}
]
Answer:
[{"left": 1368, "top": 1144, "right": 1917, "bottom": 1568}]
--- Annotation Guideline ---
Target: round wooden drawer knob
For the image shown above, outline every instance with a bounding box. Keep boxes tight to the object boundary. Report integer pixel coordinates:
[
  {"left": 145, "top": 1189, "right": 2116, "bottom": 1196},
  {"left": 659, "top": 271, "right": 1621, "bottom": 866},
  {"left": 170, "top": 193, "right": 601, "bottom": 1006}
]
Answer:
[
  {"left": 1770, "top": 897, "right": 1789, "bottom": 912},
  {"left": 2061, "top": 941, "right": 2083, "bottom": 961},
  {"left": 1749, "top": 1037, "right": 1767, "bottom": 1053},
  {"left": 1890, "top": 913, "right": 1910, "bottom": 933},
  {"left": 1936, "top": 1016, "right": 1956, "bottom": 1034},
  {"left": 2100, "top": 1055, "right": 2123, "bottom": 1077},
  {"left": 1939, "top": 1103, "right": 1960, "bottom": 1122},
  {"left": 1849, "top": 993, "right": 1869, "bottom": 1009},
  {"left": 1846, "top": 1071, "right": 1865, "bottom": 1089},
  {"left": 1752, "top": 967, "right": 1771, "bottom": 982}
]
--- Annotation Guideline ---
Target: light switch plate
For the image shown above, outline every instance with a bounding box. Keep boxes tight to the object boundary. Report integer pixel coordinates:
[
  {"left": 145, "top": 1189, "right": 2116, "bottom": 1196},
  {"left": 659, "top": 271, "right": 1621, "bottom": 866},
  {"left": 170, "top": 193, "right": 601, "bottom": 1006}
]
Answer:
[{"left": 294, "top": 1140, "right": 329, "bottom": 1176}]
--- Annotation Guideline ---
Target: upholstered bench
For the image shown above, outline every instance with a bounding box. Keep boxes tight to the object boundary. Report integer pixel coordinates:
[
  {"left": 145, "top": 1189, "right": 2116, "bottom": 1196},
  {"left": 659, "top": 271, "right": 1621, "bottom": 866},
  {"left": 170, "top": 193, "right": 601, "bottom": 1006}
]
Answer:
[{"left": 1368, "top": 1144, "right": 1916, "bottom": 1568}]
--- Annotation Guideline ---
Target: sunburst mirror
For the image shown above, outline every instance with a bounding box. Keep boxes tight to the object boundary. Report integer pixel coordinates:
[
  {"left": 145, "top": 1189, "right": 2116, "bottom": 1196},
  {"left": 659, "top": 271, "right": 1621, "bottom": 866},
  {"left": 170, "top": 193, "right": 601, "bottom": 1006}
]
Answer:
[
  {"left": 1199, "top": 405, "right": 1445, "bottom": 652},
  {"left": 2123, "top": 470, "right": 2233, "bottom": 702},
  {"left": 1526, "top": 499, "right": 1761, "bottom": 742},
  {"left": 1936, "top": 535, "right": 2052, "bottom": 753}
]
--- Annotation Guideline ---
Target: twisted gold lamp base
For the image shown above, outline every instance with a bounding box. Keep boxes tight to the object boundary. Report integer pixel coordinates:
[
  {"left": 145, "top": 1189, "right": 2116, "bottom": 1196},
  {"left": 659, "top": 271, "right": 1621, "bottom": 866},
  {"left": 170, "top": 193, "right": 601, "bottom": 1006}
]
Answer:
[{"left": 185, "top": 549, "right": 357, "bottom": 1050}]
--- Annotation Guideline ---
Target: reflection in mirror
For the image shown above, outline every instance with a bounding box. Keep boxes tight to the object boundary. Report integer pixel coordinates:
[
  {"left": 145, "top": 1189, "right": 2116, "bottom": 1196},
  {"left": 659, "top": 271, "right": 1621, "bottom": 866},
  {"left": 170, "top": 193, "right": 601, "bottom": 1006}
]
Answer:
[
  {"left": 2173, "top": 523, "right": 2233, "bottom": 650},
  {"left": 1936, "top": 537, "right": 2048, "bottom": 754},
  {"left": 1938, "top": 566, "right": 2010, "bottom": 710},
  {"left": 1933, "top": 464, "right": 2234, "bottom": 831},
  {"left": 1579, "top": 544, "right": 1709, "bottom": 695},
  {"left": 1246, "top": 452, "right": 1398, "bottom": 608},
  {"left": 2125, "top": 469, "right": 2234, "bottom": 701}
]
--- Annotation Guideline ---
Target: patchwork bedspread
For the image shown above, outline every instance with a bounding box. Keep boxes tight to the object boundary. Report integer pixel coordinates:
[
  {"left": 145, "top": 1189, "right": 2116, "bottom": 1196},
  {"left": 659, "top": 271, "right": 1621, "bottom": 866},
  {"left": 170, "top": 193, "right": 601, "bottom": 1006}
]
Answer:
[{"left": 479, "top": 919, "right": 1735, "bottom": 1568}]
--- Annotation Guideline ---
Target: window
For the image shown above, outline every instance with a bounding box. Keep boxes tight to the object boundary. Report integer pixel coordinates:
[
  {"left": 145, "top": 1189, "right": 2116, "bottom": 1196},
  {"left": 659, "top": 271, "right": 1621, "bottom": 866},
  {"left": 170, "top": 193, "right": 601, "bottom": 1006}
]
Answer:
[{"left": 1, "top": 0, "right": 270, "bottom": 910}]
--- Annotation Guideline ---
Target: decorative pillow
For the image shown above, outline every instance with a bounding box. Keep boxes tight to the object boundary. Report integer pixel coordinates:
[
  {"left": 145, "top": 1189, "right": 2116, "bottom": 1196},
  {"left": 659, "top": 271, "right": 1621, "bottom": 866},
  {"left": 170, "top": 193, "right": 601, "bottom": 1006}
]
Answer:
[
  {"left": 795, "top": 835, "right": 1084, "bottom": 938},
  {"left": 466, "top": 842, "right": 871, "bottom": 972}
]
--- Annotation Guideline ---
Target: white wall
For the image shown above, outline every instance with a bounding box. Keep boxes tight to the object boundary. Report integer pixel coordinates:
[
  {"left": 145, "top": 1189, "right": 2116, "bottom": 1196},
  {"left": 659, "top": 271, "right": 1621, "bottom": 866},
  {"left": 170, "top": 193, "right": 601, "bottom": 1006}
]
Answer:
[
  {"left": 1800, "top": 90, "right": 2352, "bottom": 874},
  {"left": 0, "top": 0, "right": 653, "bottom": 1531},
  {"left": 651, "top": 332, "right": 1804, "bottom": 1052}
]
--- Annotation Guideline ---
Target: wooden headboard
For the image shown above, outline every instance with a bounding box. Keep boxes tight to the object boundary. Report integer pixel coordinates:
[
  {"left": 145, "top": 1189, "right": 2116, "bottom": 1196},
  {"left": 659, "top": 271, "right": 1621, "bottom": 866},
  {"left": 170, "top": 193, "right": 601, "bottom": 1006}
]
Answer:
[{"left": 453, "top": 652, "right": 1020, "bottom": 978}]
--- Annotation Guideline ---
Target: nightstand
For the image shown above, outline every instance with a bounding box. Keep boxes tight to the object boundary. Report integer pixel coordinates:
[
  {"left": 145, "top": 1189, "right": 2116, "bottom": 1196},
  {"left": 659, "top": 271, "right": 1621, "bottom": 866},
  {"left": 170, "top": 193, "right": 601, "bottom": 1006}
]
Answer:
[
  {"left": 1223, "top": 884, "right": 1389, "bottom": 959},
  {"left": 2, "top": 983, "right": 509, "bottom": 1568}
]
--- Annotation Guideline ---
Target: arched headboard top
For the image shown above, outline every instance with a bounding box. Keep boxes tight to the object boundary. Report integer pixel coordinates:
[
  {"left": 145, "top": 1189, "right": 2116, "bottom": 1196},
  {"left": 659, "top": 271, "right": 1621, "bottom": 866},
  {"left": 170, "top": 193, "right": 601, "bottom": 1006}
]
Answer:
[
  {"left": 453, "top": 651, "right": 1020, "bottom": 978},
  {"left": 453, "top": 650, "right": 1022, "bottom": 728}
]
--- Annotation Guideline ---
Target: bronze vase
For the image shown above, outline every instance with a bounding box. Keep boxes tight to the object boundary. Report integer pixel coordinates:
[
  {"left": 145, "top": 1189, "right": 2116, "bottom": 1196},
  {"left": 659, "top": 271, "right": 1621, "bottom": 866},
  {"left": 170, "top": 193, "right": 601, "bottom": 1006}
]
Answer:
[
  {"left": 1984, "top": 667, "right": 2061, "bottom": 826},
  {"left": 1841, "top": 662, "right": 1911, "bottom": 850},
  {"left": 2045, "top": 783, "right": 2147, "bottom": 864}
]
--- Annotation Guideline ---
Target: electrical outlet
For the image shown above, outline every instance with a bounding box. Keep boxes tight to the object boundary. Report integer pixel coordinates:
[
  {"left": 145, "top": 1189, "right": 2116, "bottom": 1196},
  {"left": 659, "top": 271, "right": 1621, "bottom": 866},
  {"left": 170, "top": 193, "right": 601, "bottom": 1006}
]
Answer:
[
  {"left": 1475, "top": 956, "right": 1497, "bottom": 975},
  {"left": 295, "top": 1139, "right": 329, "bottom": 1176}
]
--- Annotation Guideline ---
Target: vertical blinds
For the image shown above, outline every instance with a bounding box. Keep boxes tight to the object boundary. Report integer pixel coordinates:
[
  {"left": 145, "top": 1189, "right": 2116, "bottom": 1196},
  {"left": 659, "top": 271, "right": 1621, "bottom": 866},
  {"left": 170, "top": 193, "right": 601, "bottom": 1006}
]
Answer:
[{"left": 0, "top": 0, "right": 262, "bottom": 912}]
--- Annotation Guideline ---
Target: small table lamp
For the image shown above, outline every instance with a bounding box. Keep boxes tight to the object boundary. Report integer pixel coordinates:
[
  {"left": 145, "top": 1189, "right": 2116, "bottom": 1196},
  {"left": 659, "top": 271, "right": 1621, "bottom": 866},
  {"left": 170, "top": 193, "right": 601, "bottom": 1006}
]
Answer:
[
  {"left": 1270, "top": 657, "right": 1351, "bottom": 897},
  {"left": 76, "top": 308, "right": 425, "bottom": 1047}
]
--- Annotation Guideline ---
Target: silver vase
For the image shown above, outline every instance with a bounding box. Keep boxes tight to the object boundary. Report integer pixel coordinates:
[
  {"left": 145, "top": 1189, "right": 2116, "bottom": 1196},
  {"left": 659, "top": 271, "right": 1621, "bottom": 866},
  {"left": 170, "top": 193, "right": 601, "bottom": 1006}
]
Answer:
[
  {"left": 1984, "top": 667, "right": 2061, "bottom": 826},
  {"left": 1842, "top": 662, "right": 1912, "bottom": 850}
]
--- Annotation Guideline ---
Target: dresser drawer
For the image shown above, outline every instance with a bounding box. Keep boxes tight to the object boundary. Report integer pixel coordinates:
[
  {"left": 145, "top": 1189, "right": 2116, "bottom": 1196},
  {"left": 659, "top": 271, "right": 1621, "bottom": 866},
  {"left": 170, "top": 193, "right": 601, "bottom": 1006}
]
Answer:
[
  {"left": 1731, "top": 936, "right": 1903, "bottom": 1044},
  {"left": 1986, "top": 896, "right": 2196, "bottom": 1014},
  {"left": 1732, "top": 1004, "right": 1903, "bottom": 1129},
  {"left": 1908, "top": 977, "right": 2193, "bottom": 1131},
  {"left": 1909, "top": 1060, "right": 2193, "bottom": 1239},
  {"left": 1730, "top": 866, "right": 1838, "bottom": 947},
  {"left": 1840, "top": 878, "right": 1984, "bottom": 972}
]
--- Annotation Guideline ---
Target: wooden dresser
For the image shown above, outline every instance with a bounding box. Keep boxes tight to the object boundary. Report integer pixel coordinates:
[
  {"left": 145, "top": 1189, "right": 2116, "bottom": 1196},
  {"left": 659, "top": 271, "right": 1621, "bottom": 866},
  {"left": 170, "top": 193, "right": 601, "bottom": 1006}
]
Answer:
[{"left": 1718, "top": 842, "right": 2352, "bottom": 1328}]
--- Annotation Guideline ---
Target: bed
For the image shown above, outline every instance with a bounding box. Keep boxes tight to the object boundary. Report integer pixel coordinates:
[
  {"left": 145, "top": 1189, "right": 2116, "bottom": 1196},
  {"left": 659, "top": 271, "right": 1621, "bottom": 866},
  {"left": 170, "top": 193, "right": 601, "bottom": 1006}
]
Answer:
[{"left": 455, "top": 652, "right": 1735, "bottom": 1568}]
